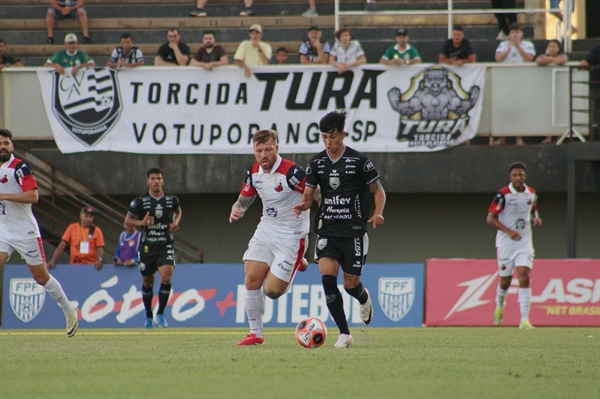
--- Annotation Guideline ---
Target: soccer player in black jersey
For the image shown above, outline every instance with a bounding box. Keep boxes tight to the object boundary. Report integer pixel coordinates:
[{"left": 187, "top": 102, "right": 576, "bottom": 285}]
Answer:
[
  {"left": 294, "top": 110, "right": 386, "bottom": 348},
  {"left": 125, "top": 167, "right": 182, "bottom": 329}
]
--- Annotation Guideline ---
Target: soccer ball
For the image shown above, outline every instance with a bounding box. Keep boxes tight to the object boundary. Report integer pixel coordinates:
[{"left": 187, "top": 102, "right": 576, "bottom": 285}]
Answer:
[{"left": 295, "top": 317, "right": 327, "bottom": 348}]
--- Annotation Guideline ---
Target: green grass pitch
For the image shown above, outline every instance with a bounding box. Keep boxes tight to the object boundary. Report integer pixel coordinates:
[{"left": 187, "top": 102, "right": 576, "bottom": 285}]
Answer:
[{"left": 1, "top": 327, "right": 598, "bottom": 398}]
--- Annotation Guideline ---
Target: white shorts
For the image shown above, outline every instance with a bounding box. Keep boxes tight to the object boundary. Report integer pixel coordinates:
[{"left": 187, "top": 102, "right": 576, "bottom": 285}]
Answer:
[
  {"left": 0, "top": 237, "right": 46, "bottom": 266},
  {"left": 243, "top": 233, "right": 308, "bottom": 283},
  {"left": 496, "top": 245, "right": 534, "bottom": 277}
]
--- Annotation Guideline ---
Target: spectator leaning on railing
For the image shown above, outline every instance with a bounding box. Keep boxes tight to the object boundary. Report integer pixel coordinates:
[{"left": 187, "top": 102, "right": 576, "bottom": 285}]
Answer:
[
  {"left": 190, "top": 30, "right": 229, "bottom": 70},
  {"left": 299, "top": 26, "right": 330, "bottom": 65},
  {"left": 107, "top": 33, "right": 144, "bottom": 69},
  {"left": 0, "top": 39, "right": 24, "bottom": 69},
  {"left": 155, "top": 28, "right": 190, "bottom": 66},
  {"left": 379, "top": 28, "right": 421, "bottom": 67},
  {"left": 44, "top": 33, "right": 95, "bottom": 75},
  {"left": 234, "top": 24, "right": 272, "bottom": 78},
  {"left": 329, "top": 28, "right": 366, "bottom": 75},
  {"left": 439, "top": 26, "right": 476, "bottom": 66}
]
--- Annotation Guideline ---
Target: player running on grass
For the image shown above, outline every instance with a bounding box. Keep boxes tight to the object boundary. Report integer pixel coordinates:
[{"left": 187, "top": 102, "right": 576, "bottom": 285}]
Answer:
[
  {"left": 487, "top": 162, "right": 542, "bottom": 329},
  {"left": 229, "top": 129, "right": 310, "bottom": 346},
  {"left": 0, "top": 128, "right": 78, "bottom": 337},
  {"left": 294, "top": 110, "right": 386, "bottom": 348}
]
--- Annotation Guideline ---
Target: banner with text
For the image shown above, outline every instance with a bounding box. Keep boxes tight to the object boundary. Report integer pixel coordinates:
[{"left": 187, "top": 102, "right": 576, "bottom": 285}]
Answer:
[
  {"left": 36, "top": 65, "right": 485, "bottom": 154},
  {"left": 425, "top": 259, "right": 600, "bottom": 326},
  {"left": 2, "top": 263, "right": 424, "bottom": 329}
]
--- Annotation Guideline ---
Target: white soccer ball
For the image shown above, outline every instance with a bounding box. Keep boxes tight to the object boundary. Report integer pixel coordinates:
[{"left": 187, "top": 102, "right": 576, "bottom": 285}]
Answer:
[{"left": 295, "top": 317, "right": 327, "bottom": 348}]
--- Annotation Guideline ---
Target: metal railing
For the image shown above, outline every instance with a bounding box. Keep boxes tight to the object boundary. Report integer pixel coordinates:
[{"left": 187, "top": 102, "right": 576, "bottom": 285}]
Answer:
[{"left": 334, "top": 0, "right": 572, "bottom": 51}]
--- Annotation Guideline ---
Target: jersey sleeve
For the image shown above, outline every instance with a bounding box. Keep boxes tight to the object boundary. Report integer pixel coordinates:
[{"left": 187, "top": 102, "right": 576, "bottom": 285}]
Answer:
[
  {"left": 135, "top": 48, "right": 144, "bottom": 61},
  {"left": 286, "top": 164, "right": 306, "bottom": 193},
  {"left": 14, "top": 161, "right": 38, "bottom": 192},
  {"left": 95, "top": 227, "right": 105, "bottom": 247},
  {"left": 240, "top": 167, "right": 258, "bottom": 197},
  {"left": 360, "top": 157, "right": 380, "bottom": 185},
  {"left": 495, "top": 41, "right": 508, "bottom": 53},
  {"left": 109, "top": 48, "right": 119, "bottom": 63},
  {"left": 381, "top": 46, "right": 394, "bottom": 61},
  {"left": 305, "top": 158, "right": 318, "bottom": 189},
  {"left": 127, "top": 197, "right": 143, "bottom": 218},
  {"left": 61, "top": 224, "right": 75, "bottom": 244},
  {"left": 299, "top": 42, "right": 309, "bottom": 55},
  {"left": 488, "top": 191, "right": 505, "bottom": 215}
]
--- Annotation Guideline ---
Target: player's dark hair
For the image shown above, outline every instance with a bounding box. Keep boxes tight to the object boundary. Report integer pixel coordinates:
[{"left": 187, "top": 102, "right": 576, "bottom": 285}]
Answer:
[
  {"left": 203, "top": 30, "right": 215, "bottom": 38},
  {"left": 548, "top": 39, "right": 562, "bottom": 54},
  {"left": 509, "top": 162, "right": 526, "bottom": 172},
  {"left": 508, "top": 23, "right": 522, "bottom": 32},
  {"left": 276, "top": 47, "right": 288, "bottom": 54},
  {"left": 120, "top": 33, "right": 132, "bottom": 40},
  {"left": 146, "top": 167, "right": 164, "bottom": 177},
  {"left": 0, "top": 128, "right": 13, "bottom": 139},
  {"left": 319, "top": 110, "right": 347, "bottom": 134},
  {"left": 453, "top": 26, "right": 464, "bottom": 32},
  {"left": 334, "top": 27, "right": 353, "bottom": 40},
  {"left": 253, "top": 129, "right": 278, "bottom": 145}
]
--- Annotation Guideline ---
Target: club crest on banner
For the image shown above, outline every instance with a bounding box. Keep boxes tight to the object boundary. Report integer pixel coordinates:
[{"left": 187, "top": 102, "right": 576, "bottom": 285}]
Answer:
[
  {"left": 10, "top": 278, "right": 46, "bottom": 323},
  {"left": 378, "top": 277, "right": 414, "bottom": 322},
  {"left": 387, "top": 66, "right": 480, "bottom": 148},
  {"left": 50, "top": 67, "right": 122, "bottom": 147}
]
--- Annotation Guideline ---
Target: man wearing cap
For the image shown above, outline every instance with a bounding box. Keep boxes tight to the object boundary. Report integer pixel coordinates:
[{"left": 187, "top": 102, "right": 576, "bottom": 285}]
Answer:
[
  {"left": 379, "top": 29, "right": 421, "bottom": 66},
  {"left": 234, "top": 24, "right": 272, "bottom": 77},
  {"left": 47, "top": 206, "right": 105, "bottom": 270},
  {"left": 46, "top": 0, "right": 90, "bottom": 44},
  {"left": 155, "top": 28, "right": 190, "bottom": 66},
  {"left": 44, "top": 33, "right": 95, "bottom": 75},
  {"left": 299, "top": 26, "right": 330, "bottom": 64}
]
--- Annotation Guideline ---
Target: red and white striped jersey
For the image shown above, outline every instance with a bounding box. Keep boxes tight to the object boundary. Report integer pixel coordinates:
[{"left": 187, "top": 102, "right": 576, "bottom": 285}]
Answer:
[
  {"left": 488, "top": 182, "right": 537, "bottom": 248},
  {"left": 0, "top": 155, "right": 41, "bottom": 241},
  {"left": 240, "top": 155, "right": 310, "bottom": 239}
]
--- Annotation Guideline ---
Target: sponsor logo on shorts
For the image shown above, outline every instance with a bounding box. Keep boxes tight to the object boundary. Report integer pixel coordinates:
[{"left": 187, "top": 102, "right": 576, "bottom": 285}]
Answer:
[
  {"left": 139, "top": 262, "right": 146, "bottom": 271},
  {"left": 10, "top": 278, "right": 45, "bottom": 323},
  {"left": 317, "top": 238, "right": 327, "bottom": 250},
  {"left": 354, "top": 238, "right": 361, "bottom": 256},
  {"left": 378, "top": 277, "right": 414, "bottom": 322}
]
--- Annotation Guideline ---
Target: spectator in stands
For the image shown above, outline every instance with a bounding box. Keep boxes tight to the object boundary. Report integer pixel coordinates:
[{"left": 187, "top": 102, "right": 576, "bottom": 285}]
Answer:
[
  {"left": 536, "top": 40, "right": 568, "bottom": 144},
  {"left": 189, "top": 0, "right": 208, "bottom": 17},
  {"left": 47, "top": 206, "right": 105, "bottom": 270},
  {"left": 276, "top": 47, "right": 289, "bottom": 64},
  {"left": 155, "top": 28, "right": 190, "bottom": 66},
  {"left": 44, "top": 33, "right": 95, "bottom": 75},
  {"left": 239, "top": 0, "right": 255, "bottom": 16},
  {"left": 329, "top": 28, "right": 366, "bottom": 74},
  {"left": 114, "top": 225, "right": 141, "bottom": 267},
  {"left": 379, "top": 28, "right": 421, "bottom": 67},
  {"left": 302, "top": 0, "right": 318, "bottom": 16},
  {"left": 439, "top": 26, "right": 476, "bottom": 66},
  {"left": 495, "top": 24, "right": 535, "bottom": 64},
  {"left": 190, "top": 31, "right": 228, "bottom": 70},
  {"left": 492, "top": 0, "right": 517, "bottom": 40},
  {"left": 0, "top": 39, "right": 24, "bottom": 69},
  {"left": 234, "top": 24, "right": 272, "bottom": 77},
  {"left": 579, "top": 45, "right": 600, "bottom": 141},
  {"left": 299, "top": 26, "right": 330, "bottom": 64},
  {"left": 107, "top": 33, "right": 144, "bottom": 69},
  {"left": 46, "top": 0, "right": 90, "bottom": 44}
]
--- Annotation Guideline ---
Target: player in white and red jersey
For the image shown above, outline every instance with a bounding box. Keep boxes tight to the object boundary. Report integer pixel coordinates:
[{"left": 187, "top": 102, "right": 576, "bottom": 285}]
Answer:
[
  {"left": 486, "top": 162, "right": 542, "bottom": 330},
  {"left": 0, "top": 129, "right": 78, "bottom": 337},
  {"left": 229, "top": 129, "right": 310, "bottom": 346}
]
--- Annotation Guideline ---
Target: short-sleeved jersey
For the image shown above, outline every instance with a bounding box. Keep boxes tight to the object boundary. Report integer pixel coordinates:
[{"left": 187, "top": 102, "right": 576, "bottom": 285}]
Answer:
[
  {"left": 157, "top": 42, "right": 190, "bottom": 65},
  {"left": 1, "top": 53, "right": 21, "bottom": 66},
  {"left": 109, "top": 46, "right": 144, "bottom": 65},
  {"left": 381, "top": 43, "right": 421, "bottom": 61},
  {"left": 305, "top": 146, "right": 380, "bottom": 238},
  {"left": 0, "top": 155, "right": 41, "bottom": 241},
  {"left": 233, "top": 40, "right": 272, "bottom": 66},
  {"left": 47, "top": 50, "right": 94, "bottom": 68},
  {"left": 61, "top": 222, "right": 105, "bottom": 264},
  {"left": 194, "top": 45, "right": 226, "bottom": 63},
  {"left": 298, "top": 40, "right": 330, "bottom": 62},
  {"left": 495, "top": 40, "right": 536, "bottom": 64},
  {"left": 240, "top": 155, "right": 310, "bottom": 239},
  {"left": 488, "top": 183, "right": 537, "bottom": 248},
  {"left": 329, "top": 40, "right": 365, "bottom": 64},
  {"left": 441, "top": 39, "right": 474, "bottom": 60},
  {"left": 127, "top": 192, "right": 181, "bottom": 255}
]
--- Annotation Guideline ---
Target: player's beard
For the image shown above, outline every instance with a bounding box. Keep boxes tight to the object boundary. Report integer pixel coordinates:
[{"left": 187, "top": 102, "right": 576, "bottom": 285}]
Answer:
[{"left": 0, "top": 150, "right": 11, "bottom": 162}]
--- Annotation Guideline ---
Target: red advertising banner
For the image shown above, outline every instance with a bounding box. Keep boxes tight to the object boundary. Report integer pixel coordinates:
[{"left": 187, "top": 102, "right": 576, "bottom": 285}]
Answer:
[{"left": 425, "top": 259, "right": 600, "bottom": 326}]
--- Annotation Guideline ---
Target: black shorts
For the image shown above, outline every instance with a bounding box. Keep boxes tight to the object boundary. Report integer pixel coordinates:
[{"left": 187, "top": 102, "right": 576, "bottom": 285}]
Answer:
[
  {"left": 314, "top": 234, "right": 368, "bottom": 276},
  {"left": 139, "top": 247, "right": 175, "bottom": 277}
]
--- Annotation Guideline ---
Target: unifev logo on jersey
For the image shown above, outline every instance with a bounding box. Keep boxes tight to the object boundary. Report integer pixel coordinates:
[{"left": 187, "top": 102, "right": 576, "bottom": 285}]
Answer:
[
  {"left": 387, "top": 66, "right": 480, "bottom": 148},
  {"left": 50, "top": 67, "right": 122, "bottom": 147},
  {"left": 10, "top": 278, "right": 45, "bottom": 323},
  {"left": 378, "top": 277, "right": 414, "bottom": 322}
]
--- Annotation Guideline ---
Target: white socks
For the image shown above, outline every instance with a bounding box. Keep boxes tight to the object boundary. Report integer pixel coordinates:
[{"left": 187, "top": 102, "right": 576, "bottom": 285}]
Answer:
[
  {"left": 245, "top": 289, "right": 264, "bottom": 338},
  {"left": 44, "top": 275, "right": 75, "bottom": 316},
  {"left": 496, "top": 286, "right": 508, "bottom": 308},
  {"left": 518, "top": 287, "right": 531, "bottom": 322}
]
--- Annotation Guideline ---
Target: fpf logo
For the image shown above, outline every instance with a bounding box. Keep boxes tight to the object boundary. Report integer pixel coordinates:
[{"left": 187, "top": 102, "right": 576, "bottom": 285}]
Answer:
[
  {"left": 378, "top": 278, "right": 414, "bottom": 322},
  {"left": 10, "top": 278, "right": 46, "bottom": 322}
]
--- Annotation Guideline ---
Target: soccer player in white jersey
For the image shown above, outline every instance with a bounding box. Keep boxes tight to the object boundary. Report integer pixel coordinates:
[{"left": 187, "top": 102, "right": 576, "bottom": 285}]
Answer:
[
  {"left": 229, "top": 129, "right": 310, "bottom": 346},
  {"left": 0, "top": 129, "right": 78, "bottom": 337},
  {"left": 486, "top": 162, "right": 542, "bottom": 329}
]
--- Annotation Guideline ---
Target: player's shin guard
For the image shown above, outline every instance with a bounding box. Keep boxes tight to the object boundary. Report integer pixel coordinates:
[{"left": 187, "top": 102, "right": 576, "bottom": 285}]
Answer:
[
  {"left": 345, "top": 282, "right": 368, "bottom": 305},
  {"left": 142, "top": 285, "right": 153, "bottom": 318},
  {"left": 518, "top": 287, "right": 531, "bottom": 322},
  {"left": 323, "top": 275, "right": 350, "bottom": 335},
  {"left": 157, "top": 283, "right": 171, "bottom": 315},
  {"left": 44, "top": 275, "right": 74, "bottom": 316}
]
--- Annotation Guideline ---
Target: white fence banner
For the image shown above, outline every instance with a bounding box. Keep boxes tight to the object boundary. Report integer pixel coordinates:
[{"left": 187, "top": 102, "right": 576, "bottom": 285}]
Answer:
[{"left": 36, "top": 64, "right": 486, "bottom": 154}]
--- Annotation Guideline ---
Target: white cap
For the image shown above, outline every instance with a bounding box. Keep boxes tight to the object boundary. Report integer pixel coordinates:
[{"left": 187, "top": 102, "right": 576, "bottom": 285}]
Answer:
[
  {"left": 64, "top": 33, "right": 78, "bottom": 43},
  {"left": 249, "top": 24, "right": 262, "bottom": 34}
]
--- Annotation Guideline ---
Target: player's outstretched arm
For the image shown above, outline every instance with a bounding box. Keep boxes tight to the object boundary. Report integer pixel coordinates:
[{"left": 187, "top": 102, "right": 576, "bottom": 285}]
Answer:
[
  {"left": 0, "top": 188, "right": 38, "bottom": 204},
  {"left": 367, "top": 180, "right": 386, "bottom": 228},
  {"left": 293, "top": 186, "right": 315, "bottom": 217},
  {"left": 486, "top": 212, "right": 521, "bottom": 241},
  {"left": 229, "top": 195, "right": 256, "bottom": 223}
]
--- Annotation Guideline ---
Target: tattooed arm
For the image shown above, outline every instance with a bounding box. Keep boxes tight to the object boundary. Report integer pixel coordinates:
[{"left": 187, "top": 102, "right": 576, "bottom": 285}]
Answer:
[{"left": 229, "top": 194, "right": 257, "bottom": 223}]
